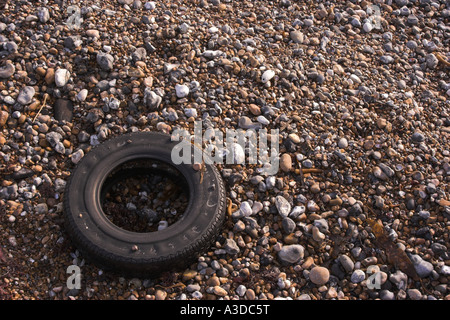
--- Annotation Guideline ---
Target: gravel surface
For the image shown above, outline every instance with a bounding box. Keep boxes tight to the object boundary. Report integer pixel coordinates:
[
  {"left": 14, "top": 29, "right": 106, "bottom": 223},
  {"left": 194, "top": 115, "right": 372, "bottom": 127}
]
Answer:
[{"left": 0, "top": 0, "right": 449, "bottom": 300}]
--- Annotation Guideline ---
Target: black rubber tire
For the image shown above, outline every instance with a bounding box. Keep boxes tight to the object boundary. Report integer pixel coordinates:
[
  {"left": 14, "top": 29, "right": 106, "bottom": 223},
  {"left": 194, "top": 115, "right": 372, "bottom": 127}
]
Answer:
[{"left": 63, "top": 131, "right": 226, "bottom": 277}]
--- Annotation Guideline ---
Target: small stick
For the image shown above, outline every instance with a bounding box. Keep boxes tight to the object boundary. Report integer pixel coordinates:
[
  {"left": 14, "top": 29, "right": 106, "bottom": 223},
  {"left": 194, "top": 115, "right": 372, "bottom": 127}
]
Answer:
[
  {"left": 32, "top": 93, "right": 49, "bottom": 123},
  {"left": 436, "top": 53, "right": 450, "bottom": 67},
  {"left": 155, "top": 283, "right": 186, "bottom": 290},
  {"left": 301, "top": 168, "right": 323, "bottom": 174},
  {"left": 227, "top": 198, "right": 237, "bottom": 217}
]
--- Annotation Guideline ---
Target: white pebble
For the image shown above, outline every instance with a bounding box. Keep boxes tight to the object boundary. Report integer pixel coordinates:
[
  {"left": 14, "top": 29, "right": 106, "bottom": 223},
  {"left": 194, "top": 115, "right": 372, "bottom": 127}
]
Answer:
[
  {"left": 231, "top": 143, "right": 245, "bottom": 164},
  {"left": 77, "top": 89, "right": 88, "bottom": 102},
  {"left": 289, "top": 205, "right": 305, "bottom": 219},
  {"left": 275, "top": 196, "right": 291, "bottom": 218},
  {"left": 71, "top": 149, "right": 84, "bottom": 164},
  {"left": 175, "top": 84, "right": 189, "bottom": 98},
  {"left": 261, "top": 70, "right": 275, "bottom": 83},
  {"left": 236, "top": 285, "right": 247, "bottom": 297},
  {"left": 55, "top": 69, "right": 70, "bottom": 87},
  {"left": 239, "top": 201, "right": 252, "bottom": 217},
  {"left": 256, "top": 115, "right": 270, "bottom": 126},
  {"left": 184, "top": 108, "right": 197, "bottom": 118},
  {"left": 363, "top": 21, "right": 373, "bottom": 32},
  {"left": 251, "top": 201, "right": 263, "bottom": 215},
  {"left": 208, "top": 26, "right": 219, "bottom": 33},
  {"left": 144, "top": 1, "right": 156, "bottom": 10},
  {"left": 158, "top": 221, "right": 168, "bottom": 231}
]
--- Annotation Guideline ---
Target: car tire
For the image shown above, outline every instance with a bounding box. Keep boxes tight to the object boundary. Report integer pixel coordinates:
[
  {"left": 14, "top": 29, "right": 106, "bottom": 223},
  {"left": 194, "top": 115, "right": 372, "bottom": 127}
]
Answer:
[{"left": 63, "top": 131, "right": 226, "bottom": 277}]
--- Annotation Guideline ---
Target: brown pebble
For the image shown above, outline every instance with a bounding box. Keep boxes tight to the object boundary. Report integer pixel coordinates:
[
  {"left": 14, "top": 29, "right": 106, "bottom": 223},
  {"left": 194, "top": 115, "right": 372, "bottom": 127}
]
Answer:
[
  {"left": 206, "top": 276, "right": 220, "bottom": 287},
  {"left": 280, "top": 154, "right": 292, "bottom": 172},
  {"left": 309, "top": 266, "right": 330, "bottom": 285},
  {"left": 0, "top": 110, "right": 8, "bottom": 127},
  {"left": 155, "top": 290, "right": 167, "bottom": 300},
  {"left": 245, "top": 288, "right": 256, "bottom": 300},
  {"left": 36, "top": 67, "right": 46, "bottom": 77},
  {"left": 248, "top": 104, "right": 261, "bottom": 116},
  {"left": 45, "top": 68, "right": 55, "bottom": 85},
  {"left": 213, "top": 286, "right": 228, "bottom": 296}
]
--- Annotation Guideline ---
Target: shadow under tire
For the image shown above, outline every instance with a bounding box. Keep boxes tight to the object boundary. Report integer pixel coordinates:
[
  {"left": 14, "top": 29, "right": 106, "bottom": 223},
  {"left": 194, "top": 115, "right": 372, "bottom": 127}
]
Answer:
[{"left": 63, "top": 132, "right": 226, "bottom": 277}]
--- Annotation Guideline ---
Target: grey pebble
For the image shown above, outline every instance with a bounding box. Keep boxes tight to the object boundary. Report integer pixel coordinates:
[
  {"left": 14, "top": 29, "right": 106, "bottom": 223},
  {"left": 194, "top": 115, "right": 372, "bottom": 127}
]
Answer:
[
  {"left": 380, "top": 55, "right": 394, "bottom": 64},
  {"left": 143, "top": 88, "right": 162, "bottom": 110},
  {"left": 426, "top": 53, "right": 439, "bottom": 69},
  {"left": 71, "top": 149, "right": 84, "bottom": 164},
  {"left": 45, "top": 131, "right": 63, "bottom": 147},
  {"left": 338, "top": 255, "right": 354, "bottom": 273},
  {"left": 290, "top": 30, "right": 304, "bottom": 44},
  {"left": 223, "top": 238, "right": 240, "bottom": 255},
  {"left": 389, "top": 270, "right": 408, "bottom": 290},
  {"left": 379, "top": 290, "right": 395, "bottom": 300},
  {"left": 281, "top": 217, "right": 296, "bottom": 234},
  {"left": 275, "top": 195, "right": 291, "bottom": 218},
  {"left": 407, "top": 289, "right": 422, "bottom": 300},
  {"left": 36, "top": 7, "right": 50, "bottom": 23},
  {"left": 96, "top": 51, "right": 114, "bottom": 71},
  {"left": 17, "top": 86, "right": 35, "bottom": 105},
  {"left": 350, "top": 270, "right": 365, "bottom": 283},
  {"left": 278, "top": 244, "right": 304, "bottom": 264},
  {"left": 0, "top": 62, "right": 15, "bottom": 78},
  {"left": 410, "top": 254, "right": 434, "bottom": 278}
]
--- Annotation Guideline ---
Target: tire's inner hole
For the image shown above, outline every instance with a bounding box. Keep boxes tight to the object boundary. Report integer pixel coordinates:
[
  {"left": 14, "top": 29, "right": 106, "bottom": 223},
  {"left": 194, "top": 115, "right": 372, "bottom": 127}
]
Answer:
[{"left": 100, "top": 159, "right": 189, "bottom": 233}]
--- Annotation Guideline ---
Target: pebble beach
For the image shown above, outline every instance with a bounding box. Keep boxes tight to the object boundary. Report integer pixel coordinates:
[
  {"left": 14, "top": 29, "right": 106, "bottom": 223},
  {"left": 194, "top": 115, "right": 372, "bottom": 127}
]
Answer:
[{"left": 0, "top": 0, "right": 449, "bottom": 301}]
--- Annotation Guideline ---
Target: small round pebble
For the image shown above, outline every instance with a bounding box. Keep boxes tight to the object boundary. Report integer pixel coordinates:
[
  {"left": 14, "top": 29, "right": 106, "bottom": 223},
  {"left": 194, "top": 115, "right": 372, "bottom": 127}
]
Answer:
[{"left": 309, "top": 266, "right": 330, "bottom": 285}]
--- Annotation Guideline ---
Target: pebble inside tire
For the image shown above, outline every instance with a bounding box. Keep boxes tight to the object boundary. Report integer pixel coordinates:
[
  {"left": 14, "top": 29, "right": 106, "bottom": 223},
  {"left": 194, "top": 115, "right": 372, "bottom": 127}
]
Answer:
[{"left": 63, "top": 132, "right": 226, "bottom": 277}]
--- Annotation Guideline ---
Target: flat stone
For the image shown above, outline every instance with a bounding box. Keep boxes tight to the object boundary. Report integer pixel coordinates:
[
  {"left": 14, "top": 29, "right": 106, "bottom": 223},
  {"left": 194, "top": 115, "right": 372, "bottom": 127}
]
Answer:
[
  {"left": 281, "top": 217, "right": 296, "bottom": 234},
  {"left": 248, "top": 104, "right": 261, "bottom": 115},
  {"left": 239, "top": 201, "right": 252, "bottom": 217},
  {"left": 407, "top": 289, "right": 422, "bottom": 300},
  {"left": 0, "top": 110, "right": 8, "bottom": 127},
  {"left": 10, "top": 168, "right": 35, "bottom": 180},
  {"left": 380, "top": 290, "right": 395, "bottom": 300},
  {"left": 54, "top": 99, "right": 73, "bottom": 122},
  {"left": 45, "top": 68, "right": 55, "bottom": 84},
  {"left": 213, "top": 286, "right": 228, "bottom": 297}
]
